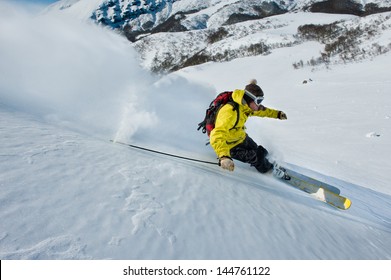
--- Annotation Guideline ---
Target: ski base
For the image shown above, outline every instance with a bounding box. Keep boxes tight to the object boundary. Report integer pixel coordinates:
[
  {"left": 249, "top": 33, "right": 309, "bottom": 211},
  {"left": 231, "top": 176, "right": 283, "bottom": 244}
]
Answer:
[{"left": 273, "top": 164, "right": 351, "bottom": 210}]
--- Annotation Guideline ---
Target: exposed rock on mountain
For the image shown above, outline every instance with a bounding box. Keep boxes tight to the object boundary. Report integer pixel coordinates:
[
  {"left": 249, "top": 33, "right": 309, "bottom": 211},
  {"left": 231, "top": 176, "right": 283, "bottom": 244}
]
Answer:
[{"left": 49, "top": 0, "right": 391, "bottom": 72}]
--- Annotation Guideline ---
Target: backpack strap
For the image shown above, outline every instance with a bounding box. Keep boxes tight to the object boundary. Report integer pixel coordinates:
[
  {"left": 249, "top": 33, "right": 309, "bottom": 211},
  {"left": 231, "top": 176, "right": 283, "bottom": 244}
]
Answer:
[
  {"left": 197, "top": 119, "right": 206, "bottom": 133},
  {"left": 227, "top": 101, "right": 240, "bottom": 131}
]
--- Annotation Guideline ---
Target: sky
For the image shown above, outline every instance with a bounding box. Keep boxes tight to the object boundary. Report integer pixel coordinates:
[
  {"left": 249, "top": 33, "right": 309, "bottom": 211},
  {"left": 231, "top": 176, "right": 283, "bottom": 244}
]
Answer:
[
  {"left": 11, "top": 0, "right": 59, "bottom": 6},
  {"left": 5, "top": 0, "right": 60, "bottom": 13},
  {"left": 17, "top": 0, "right": 58, "bottom": 3}
]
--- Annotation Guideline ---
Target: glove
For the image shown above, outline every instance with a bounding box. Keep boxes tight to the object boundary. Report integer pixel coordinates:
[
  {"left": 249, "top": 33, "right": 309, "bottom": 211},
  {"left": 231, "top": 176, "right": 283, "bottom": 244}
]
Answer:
[
  {"left": 219, "top": 156, "right": 234, "bottom": 171},
  {"left": 278, "top": 111, "right": 287, "bottom": 120}
]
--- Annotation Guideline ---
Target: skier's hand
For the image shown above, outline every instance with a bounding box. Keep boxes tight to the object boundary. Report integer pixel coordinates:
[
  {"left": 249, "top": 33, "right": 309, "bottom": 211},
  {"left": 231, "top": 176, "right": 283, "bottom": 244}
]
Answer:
[
  {"left": 278, "top": 111, "right": 287, "bottom": 120},
  {"left": 219, "top": 156, "right": 234, "bottom": 171}
]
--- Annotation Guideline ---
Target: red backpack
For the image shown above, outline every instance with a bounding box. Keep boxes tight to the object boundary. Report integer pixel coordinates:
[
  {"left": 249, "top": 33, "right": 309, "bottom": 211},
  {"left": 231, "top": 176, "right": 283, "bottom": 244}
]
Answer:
[{"left": 197, "top": 91, "right": 239, "bottom": 137}]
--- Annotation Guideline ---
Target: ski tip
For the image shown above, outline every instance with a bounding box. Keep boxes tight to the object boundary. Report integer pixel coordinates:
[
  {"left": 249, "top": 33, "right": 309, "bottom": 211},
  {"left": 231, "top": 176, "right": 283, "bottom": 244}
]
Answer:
[{"left": 343, "top": 198, "right": 352, "bottom": 210}]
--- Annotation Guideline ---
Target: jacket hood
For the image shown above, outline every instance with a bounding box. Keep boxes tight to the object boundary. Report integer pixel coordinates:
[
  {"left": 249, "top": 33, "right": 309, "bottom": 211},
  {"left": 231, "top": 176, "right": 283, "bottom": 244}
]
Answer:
[{"left": 232, "top": 89, "right": 245, "bottom": 104}]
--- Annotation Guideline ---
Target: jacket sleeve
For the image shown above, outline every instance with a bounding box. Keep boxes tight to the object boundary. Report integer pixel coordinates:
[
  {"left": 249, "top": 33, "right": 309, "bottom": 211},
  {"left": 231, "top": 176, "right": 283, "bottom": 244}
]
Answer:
[
  {"left": 210, "top": 104, "right": 237, "bottom": 158},
  {"left": 253, "top": 107, "right": 280, "bottom": 118}
]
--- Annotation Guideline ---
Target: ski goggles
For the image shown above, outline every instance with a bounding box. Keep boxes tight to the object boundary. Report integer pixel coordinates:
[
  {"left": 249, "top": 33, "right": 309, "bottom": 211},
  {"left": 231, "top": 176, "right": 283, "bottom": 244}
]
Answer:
[{"left": 245, "top": 90, "right": 264, "bottom": 106}]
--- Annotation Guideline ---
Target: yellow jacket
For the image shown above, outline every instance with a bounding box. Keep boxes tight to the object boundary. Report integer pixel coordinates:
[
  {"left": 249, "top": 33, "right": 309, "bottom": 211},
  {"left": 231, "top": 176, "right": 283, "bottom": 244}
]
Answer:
[{"left": 210, "top": 89, "right": 280, "bottom": 158}]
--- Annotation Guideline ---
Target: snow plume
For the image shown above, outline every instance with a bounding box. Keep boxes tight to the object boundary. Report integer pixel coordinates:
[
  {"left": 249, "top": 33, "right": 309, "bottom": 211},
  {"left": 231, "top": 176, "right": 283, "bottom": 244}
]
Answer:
[
  {"left": 145, "top": 75, "right": 215, "bottom": 151},
  {"left": 0, "top": 1, "right": 154, "bottom": 139},
  {"left": 113, "top": 97, "right": 158, "bottom": 142},
  {"left": 115, "top": 74, "right": 216, "bottom": 155}
]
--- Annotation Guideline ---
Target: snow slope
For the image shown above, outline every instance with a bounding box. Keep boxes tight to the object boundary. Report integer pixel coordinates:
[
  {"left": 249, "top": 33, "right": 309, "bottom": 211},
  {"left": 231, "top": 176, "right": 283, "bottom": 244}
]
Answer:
[{"left": 1, "top": 2, "right": 391, "bottom": 259}]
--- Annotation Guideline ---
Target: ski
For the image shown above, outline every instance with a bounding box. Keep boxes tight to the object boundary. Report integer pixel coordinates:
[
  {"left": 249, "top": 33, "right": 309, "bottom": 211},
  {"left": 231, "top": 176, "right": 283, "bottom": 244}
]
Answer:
[
  {"left": 273, "top": 164, "right": 341, "bottom": 194},
  {"left": 273, "top": 164, "right": 351, "bottom": 210}
]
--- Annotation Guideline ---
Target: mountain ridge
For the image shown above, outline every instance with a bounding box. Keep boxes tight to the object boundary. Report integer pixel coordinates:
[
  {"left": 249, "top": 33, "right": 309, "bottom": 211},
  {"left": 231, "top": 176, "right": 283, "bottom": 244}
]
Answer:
[
  {"left": 49, "top": 0, "right": 391, "bottom": 35},
  {"left": 48, "top": 0, "right": 391, "bottom": 72}
]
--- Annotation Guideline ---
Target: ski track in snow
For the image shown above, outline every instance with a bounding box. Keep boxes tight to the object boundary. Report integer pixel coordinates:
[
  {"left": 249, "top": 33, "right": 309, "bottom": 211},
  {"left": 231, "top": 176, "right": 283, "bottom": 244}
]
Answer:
[
  {"left": 0, "top": 235, "right": 90, "bottom": 260},
  {"left": 118, "top": 165, "right": 177, "bottom": 244}
]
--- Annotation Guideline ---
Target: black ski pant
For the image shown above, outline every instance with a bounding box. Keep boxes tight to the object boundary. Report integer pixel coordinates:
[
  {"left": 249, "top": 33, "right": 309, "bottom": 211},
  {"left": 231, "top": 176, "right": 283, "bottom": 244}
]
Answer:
[{"left": 230, "top": 134, "right": 272, "bottom": 173}]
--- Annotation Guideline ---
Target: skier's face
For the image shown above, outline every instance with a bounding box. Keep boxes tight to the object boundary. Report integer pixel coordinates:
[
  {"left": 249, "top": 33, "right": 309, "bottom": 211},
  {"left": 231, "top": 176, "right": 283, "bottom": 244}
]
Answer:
[
  {"left": 249, "top": 101, "right": 260, "bottom": 111},
  {"left": 244, "top": 90, "right": 264, "bottom": 111},
  {"left": 249, "top": 101, "right": 265, "bottom": 111}
]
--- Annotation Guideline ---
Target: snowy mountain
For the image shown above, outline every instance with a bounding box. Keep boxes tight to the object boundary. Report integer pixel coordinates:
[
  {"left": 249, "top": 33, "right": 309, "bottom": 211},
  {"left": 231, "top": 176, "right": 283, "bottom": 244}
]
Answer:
[
  {"left": 1, "top": 1, "right": 391, "bottom": 260},
  {"left": 47, "top": 0, "right": 391, "bottom": 73},
  {"left": 49, "top": 0, "right": 391, "bottom": 33}
]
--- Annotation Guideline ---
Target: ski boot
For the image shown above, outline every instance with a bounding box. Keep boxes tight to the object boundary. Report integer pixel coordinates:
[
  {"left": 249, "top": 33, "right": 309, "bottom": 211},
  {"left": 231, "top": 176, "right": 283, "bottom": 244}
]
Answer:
[{"left": 272, "top": 164, "right": 291, "bottom": 180}]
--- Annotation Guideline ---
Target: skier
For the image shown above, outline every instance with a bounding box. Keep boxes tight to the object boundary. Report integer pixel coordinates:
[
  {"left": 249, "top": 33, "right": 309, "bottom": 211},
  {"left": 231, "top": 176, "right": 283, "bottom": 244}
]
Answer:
[{"left": 210, "top": 79, "right": 287, "bottom": 173}]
